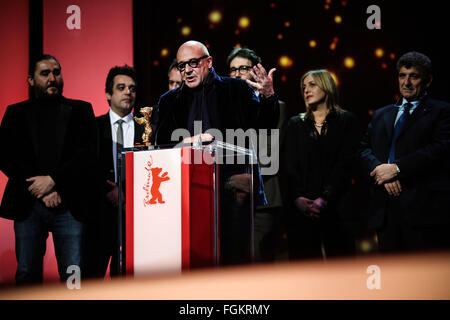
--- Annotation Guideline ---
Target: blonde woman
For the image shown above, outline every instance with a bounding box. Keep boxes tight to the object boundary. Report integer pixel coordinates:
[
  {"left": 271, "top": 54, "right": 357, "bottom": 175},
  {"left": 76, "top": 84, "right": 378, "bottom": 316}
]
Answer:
[{"left": 282, "top": 69, "right": 361, "bottom": 259}]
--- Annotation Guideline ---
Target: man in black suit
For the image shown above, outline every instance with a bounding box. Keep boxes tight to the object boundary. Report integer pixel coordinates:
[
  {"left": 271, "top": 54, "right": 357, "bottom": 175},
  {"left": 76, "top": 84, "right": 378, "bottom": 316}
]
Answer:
[
  {"left": 84, "top": 65, "right": 143, "bottom": 277},
  {"left": 226, "top": 47, "right": 288, "bottom": 262},
  {"left": 361, "top": 51, "right": 450, "bottom": 252},
  {"left": 154, "top": 40, "right": 279, "bottom": 146},
  {"left": 154, "top": 41, "right": 279, "bottom": 265},
  {"left": 0, "top": 54, "right": 98, "bottom": 285}
]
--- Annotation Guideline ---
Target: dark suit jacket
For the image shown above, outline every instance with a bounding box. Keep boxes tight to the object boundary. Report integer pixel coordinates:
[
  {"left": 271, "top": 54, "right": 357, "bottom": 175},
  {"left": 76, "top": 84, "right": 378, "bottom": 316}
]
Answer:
[
  {"left": 0, "top": 97, "right": 98, "bottom": 222},
  {"left": 95, "top": 112, "right": 144, "bottom": 250},
  {"left": 360, "top": 96, "right": 450, "bottom": 228},
  {"left": 96, "top": 112, "right": 144, "bottom": 183},
  {"left": 153, "top": 71, "right": 279, "bottom": 146},
  {"left": 257, "top": 100, "right": 288, "bottom": 209}
]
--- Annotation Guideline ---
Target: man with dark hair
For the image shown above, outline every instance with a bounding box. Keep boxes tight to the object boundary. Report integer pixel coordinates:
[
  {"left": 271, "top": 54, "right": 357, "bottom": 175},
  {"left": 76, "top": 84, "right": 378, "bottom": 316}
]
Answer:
[
  {"left": 361, "top": 51, "right": 450, "bottom": 252},
  {"left": 0, "top": 54, "right": 98, "bottom": 285},
  {"left": 226, "top": 47, "right": 262, "bottom": 74},
  {"left": 85, "top": 65, "right": 144, "bottom": 278},
  {"left": 167, "top": 59, "right": 182, "bottom": 91},
  {"left": 154, "top": 41, "right": 279, "bottom": 265},
  {"left": 226, "top": 47, "right": 288, "bottom": 262}
]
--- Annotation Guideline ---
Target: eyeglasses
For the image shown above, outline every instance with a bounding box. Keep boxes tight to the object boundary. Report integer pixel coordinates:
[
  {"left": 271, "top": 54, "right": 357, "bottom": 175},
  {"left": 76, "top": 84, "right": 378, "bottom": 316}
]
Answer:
[
  {"left": 229, "top": 65, "right": 252, "bottom": 76},
  {"left": 177, "top": 55, "right": 209, "bottom": 72}
]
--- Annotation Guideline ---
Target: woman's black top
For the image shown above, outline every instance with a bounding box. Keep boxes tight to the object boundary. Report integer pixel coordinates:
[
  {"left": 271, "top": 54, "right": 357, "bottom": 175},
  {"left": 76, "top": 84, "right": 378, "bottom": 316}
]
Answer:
[{"left": 282, "top": 110, "right": 361, "bottom": 220}]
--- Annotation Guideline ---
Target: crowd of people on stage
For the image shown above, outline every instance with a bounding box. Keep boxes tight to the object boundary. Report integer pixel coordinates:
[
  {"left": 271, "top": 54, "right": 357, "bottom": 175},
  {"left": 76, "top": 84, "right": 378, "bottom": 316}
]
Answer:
[{"left": 1, "top": 40, "right": 449, "bottom": 285}]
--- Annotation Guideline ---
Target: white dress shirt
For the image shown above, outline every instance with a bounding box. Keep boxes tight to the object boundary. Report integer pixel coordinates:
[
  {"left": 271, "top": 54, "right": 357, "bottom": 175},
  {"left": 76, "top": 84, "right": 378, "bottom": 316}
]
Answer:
[{"left": 109, "top": 109, "right": 135, "bottom": 182}]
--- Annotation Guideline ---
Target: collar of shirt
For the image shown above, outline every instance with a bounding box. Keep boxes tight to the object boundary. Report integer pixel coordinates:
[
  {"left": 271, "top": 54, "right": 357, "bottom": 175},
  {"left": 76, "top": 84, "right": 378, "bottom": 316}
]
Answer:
[
  {"left": 109, "top": 109, "right": 134, "bottom": 126},
  {"left": 399, "top": 98, "right": 420, "bottom": 113}
]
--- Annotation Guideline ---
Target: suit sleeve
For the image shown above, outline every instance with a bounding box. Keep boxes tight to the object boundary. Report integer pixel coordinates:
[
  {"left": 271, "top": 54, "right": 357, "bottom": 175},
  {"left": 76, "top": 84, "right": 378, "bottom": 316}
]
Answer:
[
  {"left": 395, "top": 105, "right": 450, "bottom": 179},
  {"left": 360, "top": 111, "right": 383, "bottom": 177},
  {"left": 48, "top": 102, "right": 99, "bottom": 197},
  {"left": 0, "top": 105, "right": 29, "bottom": 180},
  {"left": 240, "top": 81, "right": 279, "bottom": 130}
]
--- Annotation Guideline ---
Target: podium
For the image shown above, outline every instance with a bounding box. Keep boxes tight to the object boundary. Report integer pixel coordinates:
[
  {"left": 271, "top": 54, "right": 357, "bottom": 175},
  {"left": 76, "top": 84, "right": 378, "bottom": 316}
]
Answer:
[{"left": 117, "top": 141, "right": 257, "bottom": 276}]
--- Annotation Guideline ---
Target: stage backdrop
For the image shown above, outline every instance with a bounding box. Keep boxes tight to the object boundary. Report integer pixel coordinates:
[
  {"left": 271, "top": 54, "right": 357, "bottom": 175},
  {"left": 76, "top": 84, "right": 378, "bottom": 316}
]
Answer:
[
  {"left": 0, "top": 0, "right": 30, "bottom": 285},
  {"left": 0, "top": 0, "right": 133, "bottom": 285},
  {"left": 43, "top": 0, "right": 133, "bottom": 116}
]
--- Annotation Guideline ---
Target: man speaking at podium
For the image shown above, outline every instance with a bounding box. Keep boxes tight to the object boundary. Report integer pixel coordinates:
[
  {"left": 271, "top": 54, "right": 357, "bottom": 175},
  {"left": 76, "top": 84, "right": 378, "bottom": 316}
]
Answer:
[
  {"left": 153, "top": 41, "right": 280, "bottom": 265},
  {"left": 0, "top": 54, "right": 98, "bottom": 285}
]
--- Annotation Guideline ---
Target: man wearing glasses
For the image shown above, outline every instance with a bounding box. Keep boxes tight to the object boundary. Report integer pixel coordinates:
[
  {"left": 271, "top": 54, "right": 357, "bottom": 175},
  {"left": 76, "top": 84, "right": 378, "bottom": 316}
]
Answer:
[
  {"left": 154, "top": 40, "right": 279, "bottom": 145},
  {"left": 226, "top": 47, "right": 288, "bottom": 262},
  {"left": 153, "top": 41, "right": 279, "bottom": 265}
]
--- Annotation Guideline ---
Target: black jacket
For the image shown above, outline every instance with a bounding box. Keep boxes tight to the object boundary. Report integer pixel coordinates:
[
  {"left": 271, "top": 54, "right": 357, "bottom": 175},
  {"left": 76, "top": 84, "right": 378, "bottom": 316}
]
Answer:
[
  {"left": 282, "top": 110, "right": 361, "bottom": 221},
  {"left": 0, "top": 97, "right": 98, "bottom": 222},
  {"left": 153, "top": 69, "right": 280, "bottom": 146},
  {"left": 360, "top": 96, "right": 450, "bottom": 228}
]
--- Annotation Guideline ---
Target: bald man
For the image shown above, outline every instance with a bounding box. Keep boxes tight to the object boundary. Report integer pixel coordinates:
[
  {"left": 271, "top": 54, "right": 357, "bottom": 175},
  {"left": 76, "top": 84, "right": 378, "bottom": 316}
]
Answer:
[
  {"left": 153, "top": 41, "right": 280, "bottom": 265},
  {"left": 154, "top": 40, "right": 279, "bottom": 144}
]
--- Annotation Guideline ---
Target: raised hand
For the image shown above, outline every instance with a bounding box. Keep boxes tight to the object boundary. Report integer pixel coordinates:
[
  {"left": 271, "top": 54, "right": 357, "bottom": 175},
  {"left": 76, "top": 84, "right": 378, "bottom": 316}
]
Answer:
[{"left": 246, "top": 63, "right": 276, "bottom": 98}]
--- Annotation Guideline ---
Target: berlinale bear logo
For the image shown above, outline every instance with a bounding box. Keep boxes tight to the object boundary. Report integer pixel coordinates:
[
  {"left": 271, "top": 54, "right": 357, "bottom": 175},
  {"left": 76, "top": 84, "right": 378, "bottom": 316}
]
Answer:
[{"left": 143, "top": 156, "right": 170, "bottom": 206}]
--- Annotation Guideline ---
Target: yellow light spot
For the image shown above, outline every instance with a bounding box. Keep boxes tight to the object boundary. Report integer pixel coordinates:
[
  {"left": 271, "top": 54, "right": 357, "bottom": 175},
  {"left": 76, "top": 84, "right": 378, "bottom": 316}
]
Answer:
[
  {"left": 160, "top": 48, "right": 169, "bottom": 57},
  {"left": 334, "top": 15, "right": 342, "bottom": 24},
  {"left": 360, "top": 240, "right": 372, "bottom": 253},
  {"left": 284, "top": 21, "right": 291, "bottom": 28},
  {"left": 344, "top": 57, "right": 355, "bottom": 69},
  {"left": 209, "top": 11, "right": 222, "bottom": 24},
  {"left": 375, "top": 48, "right": 384, "bottom": 58},
  {"left": 309, "top": 40, "right": 317, "bottom": 48},
  {"left": 279, "top": 56, "right": 293, "bottom": 68},
  {"left": 277, "top": 34, "right": 283, "bottom": 40},
  {"left": 181, "top": 26, "right": 191, "bottom": 36},
  {"left": 238, "top": 16, "right": 250, "bottom": 29}
]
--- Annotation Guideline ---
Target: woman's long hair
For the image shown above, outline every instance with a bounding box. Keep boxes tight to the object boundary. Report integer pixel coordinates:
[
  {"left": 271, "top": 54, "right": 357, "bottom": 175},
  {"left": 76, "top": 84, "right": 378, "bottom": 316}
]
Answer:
[{"left": 300, "top": 69, "right": 342, "bottom": 119}]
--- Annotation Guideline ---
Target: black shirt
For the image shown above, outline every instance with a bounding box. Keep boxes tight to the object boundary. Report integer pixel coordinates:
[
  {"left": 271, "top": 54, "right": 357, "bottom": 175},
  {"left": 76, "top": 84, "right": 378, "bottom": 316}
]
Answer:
[{"left": 282, "top": 110, "right": 360, "bottom": 207}]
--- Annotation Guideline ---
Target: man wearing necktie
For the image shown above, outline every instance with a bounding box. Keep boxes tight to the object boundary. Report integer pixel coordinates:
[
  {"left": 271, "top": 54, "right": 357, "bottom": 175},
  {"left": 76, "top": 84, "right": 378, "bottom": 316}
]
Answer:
[
  {"left": 84, "top": 65, "right": 144, "bottom": 278},
  {"left": 361, "top": 52, "right": 450, "bottom": 252}
]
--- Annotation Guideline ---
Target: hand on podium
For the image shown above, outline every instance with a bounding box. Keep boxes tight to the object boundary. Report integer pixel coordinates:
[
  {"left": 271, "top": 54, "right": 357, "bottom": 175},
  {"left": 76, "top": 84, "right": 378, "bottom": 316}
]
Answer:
[{"left": 183, "top": 133, "right": 214, "bottom": 144}]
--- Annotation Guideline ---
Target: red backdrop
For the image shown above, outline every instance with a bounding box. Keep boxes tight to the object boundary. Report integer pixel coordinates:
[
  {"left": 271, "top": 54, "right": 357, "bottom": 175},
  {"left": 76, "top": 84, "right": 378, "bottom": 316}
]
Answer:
[
  {"left": 0, "top": 0, "right": 29, "bottom": 285},
  {"left": 43, "top": 0, "right": 134, "bottom": 116},
  {"left": 0, "top": 0, "right": 133, "bottom": 285}
]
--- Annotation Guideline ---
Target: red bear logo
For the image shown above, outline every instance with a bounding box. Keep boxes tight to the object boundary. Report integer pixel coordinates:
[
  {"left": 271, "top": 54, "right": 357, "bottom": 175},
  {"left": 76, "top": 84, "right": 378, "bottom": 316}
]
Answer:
[{"left": 148, "top": 167, "right": 170, "bottom": 204}]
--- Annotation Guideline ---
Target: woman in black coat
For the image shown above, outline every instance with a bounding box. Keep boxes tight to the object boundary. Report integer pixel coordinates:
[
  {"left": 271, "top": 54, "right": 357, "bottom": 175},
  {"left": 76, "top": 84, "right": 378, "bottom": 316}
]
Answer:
[{"left": 282, "top": 69, "right": 361, "bottom": 259}]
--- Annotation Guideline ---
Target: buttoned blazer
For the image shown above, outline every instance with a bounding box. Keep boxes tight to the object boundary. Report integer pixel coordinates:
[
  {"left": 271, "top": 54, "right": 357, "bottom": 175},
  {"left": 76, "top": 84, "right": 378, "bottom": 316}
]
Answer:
[{"left": 360, "top": 96, "right": 450, "bottom": 228}]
